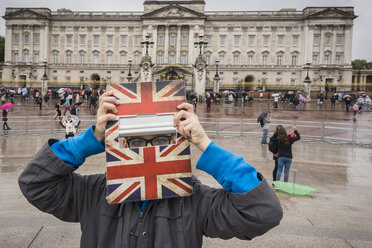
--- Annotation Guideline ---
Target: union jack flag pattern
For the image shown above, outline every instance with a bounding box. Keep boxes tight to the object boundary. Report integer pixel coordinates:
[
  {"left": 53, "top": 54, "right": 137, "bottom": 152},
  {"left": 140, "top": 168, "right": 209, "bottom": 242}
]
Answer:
[{"left": 105, "top": 81, "right": 192, "bottom": 204}]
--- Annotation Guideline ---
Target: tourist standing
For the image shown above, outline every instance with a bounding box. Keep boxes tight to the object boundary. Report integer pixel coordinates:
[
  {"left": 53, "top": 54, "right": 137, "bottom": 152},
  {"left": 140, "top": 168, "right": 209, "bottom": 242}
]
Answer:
[
  {"left": 206, "top": 94, "right": 212, "bottom": 112},
  {"left": 54, "top": 101, "right": 62, "bottom": 120},
  {"left": 330, "top": 94, "right": 336, "bottom": 109},
  {"left": 352, "top": 102, "right": 359, "bottom": 122},
  {"left": 271, "top": 125, "right": 300, "bottom": 182},
  {"left": 260, "top": 111, "right": 271, "bottom": 145}
]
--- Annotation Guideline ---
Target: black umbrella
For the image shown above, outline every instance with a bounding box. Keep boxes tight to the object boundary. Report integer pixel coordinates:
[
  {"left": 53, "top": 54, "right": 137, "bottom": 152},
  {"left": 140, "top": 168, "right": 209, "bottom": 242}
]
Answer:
[{"left": 257, "top": 110, "right": 271, "bottom": 126}]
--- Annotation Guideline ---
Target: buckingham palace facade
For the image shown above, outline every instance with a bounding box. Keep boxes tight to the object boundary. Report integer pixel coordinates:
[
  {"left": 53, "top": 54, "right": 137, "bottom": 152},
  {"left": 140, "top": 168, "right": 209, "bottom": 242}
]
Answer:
[{"left": 2, "top": 0, "right": 357, "bottom": 91}]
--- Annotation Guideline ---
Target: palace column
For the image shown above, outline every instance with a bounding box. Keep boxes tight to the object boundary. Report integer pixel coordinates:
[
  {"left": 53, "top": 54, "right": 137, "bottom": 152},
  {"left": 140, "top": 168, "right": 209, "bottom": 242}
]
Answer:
[
  {"left": 164, "top": 25, "right": 169, "bottom": 64},
  {"left": 188, "top": 25, "right": 195, "bottom": 66},
  {"left": 176, "top": 25, "right": 181, "bottom": 64},
  {"left": 4, "top": 24, "right": 12, "bottom": 63}
]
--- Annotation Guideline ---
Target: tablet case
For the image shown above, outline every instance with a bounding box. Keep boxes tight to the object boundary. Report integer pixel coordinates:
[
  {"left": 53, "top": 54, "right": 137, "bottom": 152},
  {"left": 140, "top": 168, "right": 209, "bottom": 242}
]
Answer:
[{"left": 105, "top": 80, "right": 192, "bottom": 204}]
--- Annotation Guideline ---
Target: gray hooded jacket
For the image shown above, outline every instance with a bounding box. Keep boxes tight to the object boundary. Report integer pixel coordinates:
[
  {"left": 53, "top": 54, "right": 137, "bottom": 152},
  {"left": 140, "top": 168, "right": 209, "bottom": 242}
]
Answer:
[{"left": 19, "top": 141, "right": 283, "bottom": 248}]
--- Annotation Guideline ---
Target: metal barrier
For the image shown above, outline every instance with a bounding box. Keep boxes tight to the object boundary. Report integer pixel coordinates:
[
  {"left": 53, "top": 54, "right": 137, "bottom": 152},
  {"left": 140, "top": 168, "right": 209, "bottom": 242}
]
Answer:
[{"left": 1, "top": 116, "right": 371, "bottom": 146}]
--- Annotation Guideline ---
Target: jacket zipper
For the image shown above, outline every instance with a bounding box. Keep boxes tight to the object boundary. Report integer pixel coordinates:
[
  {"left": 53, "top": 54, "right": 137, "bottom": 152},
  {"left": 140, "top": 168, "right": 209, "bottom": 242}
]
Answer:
[{"left": 135, "top": 202, "right": 153, "bottom": 247}]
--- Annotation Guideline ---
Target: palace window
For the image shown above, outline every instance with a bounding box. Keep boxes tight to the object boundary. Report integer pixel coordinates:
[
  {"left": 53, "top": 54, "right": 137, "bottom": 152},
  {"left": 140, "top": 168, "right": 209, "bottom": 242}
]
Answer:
[
  {"left": 169, "top": 54, "right": 175, "bottom": 64},
  {"left": 34, "top": 53, "right": 39, "bottom": 63},
  {"left": 206, "top": 36, "right": 211, "bottom": 46},
  {"left": 135, "top": 36, "right": 140, "bottom": 46},
  {"left": 121, "top": 36, "right": 127, "bottom": 45},
  {"left": 94, "top": 35, "right": 99, "bottom": 45},
  {"left": 277, "top": 55, "right": 282, "bottom": 65},
  {"left": 219, "top": 55, "right": 225, "bottom": 65},
  {"left": 66, "top": 54, "right": 71, "bottom": 64},
  {"left": 134, "top": 55, "right": 140, "bottom": 64},
  {"left": 24, "top": 53, "right": 29, "bottom": 63},
  {"left": 67, "top": 35, "right": 72, "bottom": 45},
  {"left": 336, "top": 55, "right": 341, "bottom": 65},
  {"left": 233, "top": 55, "right": 239, "bottom": 65},
  {"left": 181, "top": 55, "right": 187, "bottom": 65},
  {"left": 220, "top": 36, "right": 225, "bottom": 46},
  {"left": 182, "top": 35, "right": 188, "bottom": 45},
  {"left": 107, "top": 36, "right": 113, "bottom": 45},
  {"left": 205, "top": 55, "right": 210, "bottom": 65},
  {"left": 14, "top": 34, "right": 19, "bottom": 44},
  {"left": 234, "top": 36, "right": 240, "bottom": 46},
  {"left": 121, "top": 55, "right": 126, "bottom": 64},
  {"left": 158, "top": 36, "right": 164, "bottom": 45},
  {"left": 24, "top": 34, "right": 29, "bottom": 44},
  {"left": 263, "top": 36, "right": 269, "bottom": 46},
  {"left": 53, "top": 35, "right": 59, "bottom": 45},
  {"left": 325, "top": 35, "right": 331, "bottom": 45},
  {"left": 107, "top": 54, "right": 112, "bottom": 64},
  {"left": 80, "top": 35, "right": 86, "bottom": 45},
  {"left": 292, "top": 36, "right": 298, "bottom": 46},
  {"left": 80, "top": 54, "right": 85, "bottom": 64},
  {"left": 312, "top": 55, "right": 318, "bottom": 65},
  {"left": 157, "top": 54, "right": 163, "bottom": 64},
  {"left": 324, "top": 55, "right": 330, "bottom": 65},
  {"left": 53, "top": 54, "right": 58, "bottom": 64},
  {"left": 249, "top": 36, "right": 255, "bottom": 46},
  {"left": 262, "top": 55, "right": 268, "bottom": 65},
  {"left": 93, "top": 54, "right": 98, "bottom": 64},
  {"left": 277, "top": 36, "right": 284, "bottom": 46},
  {"left": 14, "top": 52, "right": 19, "bottom": 62},
  {"left": 313, "top": 35, "right": 319, "bottom": 45},
  {"left": 336, "top": 35, "right": 342, "bottom": 45},
  {"left": 248, "top": 55, "right": 253, "bottom": 65},
  {"left": 291, "top": 55, "right": 297, "bottom": 66},
  {"left": 170, "top": 35, "right": 176, "bottom": 46}
]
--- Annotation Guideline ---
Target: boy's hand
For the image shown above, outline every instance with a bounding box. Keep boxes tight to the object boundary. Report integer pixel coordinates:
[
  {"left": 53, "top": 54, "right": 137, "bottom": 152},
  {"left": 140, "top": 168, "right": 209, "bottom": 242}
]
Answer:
[
  {"left": 94, "top": 91, "right": 119, "bottom": 142},
  {"left": 174, "top": 103, "right": 211, "bottom": 152}
]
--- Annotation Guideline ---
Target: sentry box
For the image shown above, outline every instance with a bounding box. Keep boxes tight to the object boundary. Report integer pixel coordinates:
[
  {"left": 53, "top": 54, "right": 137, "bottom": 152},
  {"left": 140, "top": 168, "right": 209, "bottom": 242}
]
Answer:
[{"left": 105, "top": 81, "right": 192, "bottom": 204}]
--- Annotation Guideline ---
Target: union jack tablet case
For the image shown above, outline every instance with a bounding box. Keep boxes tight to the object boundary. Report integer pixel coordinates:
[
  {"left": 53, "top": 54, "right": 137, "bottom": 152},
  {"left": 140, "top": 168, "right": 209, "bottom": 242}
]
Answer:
[{"left": 105, "top": 80, "right": 192, "bottom": 204}]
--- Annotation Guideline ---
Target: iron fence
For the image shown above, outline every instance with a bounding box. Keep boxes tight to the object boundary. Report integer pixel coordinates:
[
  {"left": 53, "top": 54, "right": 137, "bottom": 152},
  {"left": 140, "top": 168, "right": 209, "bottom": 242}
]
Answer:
[{"left": 1, "top": 116, "right": 371, "bottom": 146}]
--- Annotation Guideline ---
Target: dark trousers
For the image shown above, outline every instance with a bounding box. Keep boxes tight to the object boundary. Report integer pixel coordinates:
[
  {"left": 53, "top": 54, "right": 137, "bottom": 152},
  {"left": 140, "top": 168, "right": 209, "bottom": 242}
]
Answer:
[
  {"left": 273, "top": 157, "right": 278, "bottom": 181},
  {"left": 3, "top": 121, "right": 10, "bottom": 130},
  {"left": 65, "top": 132, "right": 74, "bottom": 139}
]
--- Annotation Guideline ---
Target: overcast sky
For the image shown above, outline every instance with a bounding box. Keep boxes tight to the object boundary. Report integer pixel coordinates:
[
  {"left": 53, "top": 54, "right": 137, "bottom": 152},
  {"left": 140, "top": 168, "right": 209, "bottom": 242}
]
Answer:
[{"left": 1, "top": 0, "right": 371, "bottom": 61}]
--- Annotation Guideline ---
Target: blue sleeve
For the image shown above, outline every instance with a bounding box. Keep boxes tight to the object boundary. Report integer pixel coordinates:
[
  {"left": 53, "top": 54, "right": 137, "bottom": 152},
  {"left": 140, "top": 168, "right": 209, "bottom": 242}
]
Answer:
[
  {"left": 50, "top": 125, "right": 105, "bottom": 168},
  {"left": 196, "top": 141, "right": 261, "bottom": 193}
]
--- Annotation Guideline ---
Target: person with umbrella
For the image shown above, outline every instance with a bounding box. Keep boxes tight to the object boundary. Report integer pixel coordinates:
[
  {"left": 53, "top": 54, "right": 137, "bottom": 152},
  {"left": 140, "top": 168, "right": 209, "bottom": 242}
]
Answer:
[
  {"left": 1, "top": 103, "right": 13, "bottom": 130},
  {"left": 344, "top": 95, "right": 351, "bottom": 112},
  {"left": 257, "top": 110, "right": 271, "bottom": 145}
]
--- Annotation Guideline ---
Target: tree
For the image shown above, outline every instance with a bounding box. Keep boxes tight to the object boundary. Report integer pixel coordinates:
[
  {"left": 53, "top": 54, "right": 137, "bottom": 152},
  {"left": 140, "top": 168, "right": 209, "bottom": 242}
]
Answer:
[
  {"left": 0, "top": 36, "right": 4, "bottom": 63},
  {"left": 352, "top": 59, "right": 368, "bottom": 70}
]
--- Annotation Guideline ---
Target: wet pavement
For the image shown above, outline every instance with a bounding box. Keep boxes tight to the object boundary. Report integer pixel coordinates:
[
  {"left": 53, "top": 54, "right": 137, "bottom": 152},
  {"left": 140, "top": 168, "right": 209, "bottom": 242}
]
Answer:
[
  {"left": 0, "top": 97, "right": 372, "bottom": 247},
  {"left": 3, "top": 97, "right": 372, "bottom": 145},
  {"left": 0, "top": 134, "right": 372, "bottom": 247}
]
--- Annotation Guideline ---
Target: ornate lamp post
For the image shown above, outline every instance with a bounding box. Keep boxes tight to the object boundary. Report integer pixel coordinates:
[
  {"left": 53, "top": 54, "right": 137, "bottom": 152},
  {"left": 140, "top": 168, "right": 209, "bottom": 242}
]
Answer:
[
  {"left": 40, "top": 59, "right": 48, "bottom": 96},
  {"left": 303, "top": 62, "right": 312, "bottom": 100},
  {"left": 194, "top": 35, "right": 208, "bottom": 56},
  {"left": 213, "top": 59, "right": 220, "bottom": 92},
  {"left": 141, "top": 34, "right": 154, "bottom": 56},
  {"left": 127, "top": 58, "right": 133, "bottom": 82}
]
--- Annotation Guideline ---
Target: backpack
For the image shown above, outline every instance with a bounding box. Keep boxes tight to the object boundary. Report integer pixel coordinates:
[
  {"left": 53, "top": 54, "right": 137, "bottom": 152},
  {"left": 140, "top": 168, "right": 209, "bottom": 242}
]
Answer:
[
  {"left": 268, "top": 140, "right": 277, "bottom": 154},
  {"left": 353, "top": 104, "right": 359, "bottom": 111}
]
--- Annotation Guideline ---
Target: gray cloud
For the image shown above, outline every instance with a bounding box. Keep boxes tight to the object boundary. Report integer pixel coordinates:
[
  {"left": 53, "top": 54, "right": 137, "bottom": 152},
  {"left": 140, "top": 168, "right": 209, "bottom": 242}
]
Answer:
[{"left": 1, "top": 0, "right": 370, "bottom": 60}]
